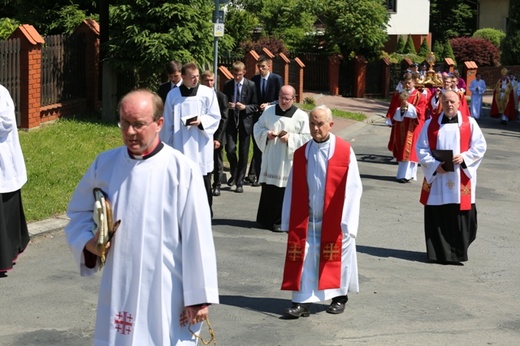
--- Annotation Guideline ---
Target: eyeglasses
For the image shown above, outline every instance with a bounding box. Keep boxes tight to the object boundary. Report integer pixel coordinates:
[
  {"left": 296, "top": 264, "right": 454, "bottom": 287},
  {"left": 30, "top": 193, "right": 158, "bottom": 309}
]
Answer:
[
  {"left": 118, "top": 120, "right": 153, "bottom": 131},
  {"left": 279, "top": 96, "right": 294, "bottom": 102}
]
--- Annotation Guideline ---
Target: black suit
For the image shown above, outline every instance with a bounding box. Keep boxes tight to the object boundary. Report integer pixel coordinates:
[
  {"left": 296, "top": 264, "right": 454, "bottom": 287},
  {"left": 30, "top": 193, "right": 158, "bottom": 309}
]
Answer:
[
  {"left": 223, "top": 78, "right": 258, "bottom": 187},
  {"left": 157, "top": 81, "right": 180, "bottom": 103},
  {"left": 213, "top": 91, "right": 229, "bottom": 188},
  {"left": 249, "top": 73, "right": 283, "bottom": 179}
]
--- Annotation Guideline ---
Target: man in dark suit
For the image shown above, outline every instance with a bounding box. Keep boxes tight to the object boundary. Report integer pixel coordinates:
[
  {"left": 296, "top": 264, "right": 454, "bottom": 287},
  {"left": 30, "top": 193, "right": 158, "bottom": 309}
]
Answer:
[
  {"left": 223, "top": 61, "right": 258, "bottom": 193},
  {"left": 201, "top": 70, "right": 229, "bottom": 197},
  {"left": 248, "top": 55, "right": 284, "bottom": 186},
  {"left": 157, "top": 61, "right": 182, "bottom": 103}
]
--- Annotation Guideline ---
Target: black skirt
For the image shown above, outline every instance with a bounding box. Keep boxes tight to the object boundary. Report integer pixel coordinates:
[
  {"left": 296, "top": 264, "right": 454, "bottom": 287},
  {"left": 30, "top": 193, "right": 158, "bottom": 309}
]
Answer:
[
  {"left": 256, "top": 184, "right": 285, "bottom": 230},
  {"left": 0, "top": 189, "right": 30, "bottom": 271},
  {"left": 424, "top": 203, "right": 477, "bottom": 263}
]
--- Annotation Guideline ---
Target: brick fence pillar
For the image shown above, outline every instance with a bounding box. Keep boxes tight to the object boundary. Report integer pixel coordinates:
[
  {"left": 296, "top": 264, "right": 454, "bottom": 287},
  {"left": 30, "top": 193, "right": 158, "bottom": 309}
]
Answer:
[
  {"left": 328, "top": 54, "right": 342, "bottom": 96},
  {"left": 9, "top": 25, "right": 44, "bottom": 129},
  {"left": 381, "top": 57, "right": 391, "bottom": 98},
  {"left": 245, "top": 50, "right": 259, "bottom": 80},
  {"left": 292, "top": 57, "right": 305, "bottom": 103},
  {"left": 463, "top": 61, "right": 478, "bottom": 97},
  {"left": 74, "top": 19, "right": 100, "bottom": 112},
  {"left": 354, "top": 55, "right": 367, "bottom": 98},
  {"left": 277, "top": 53, "right": 290, "bottom": 85}
]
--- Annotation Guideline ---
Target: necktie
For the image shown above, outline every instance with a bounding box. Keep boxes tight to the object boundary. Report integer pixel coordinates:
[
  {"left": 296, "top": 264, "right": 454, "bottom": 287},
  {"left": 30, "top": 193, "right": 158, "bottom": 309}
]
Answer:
[
  {"left": 171, "top": 83, "right": 177, "bottom": 90},
  {"left": 234, "top": 83, "right": 241, "bottom": 128},
  {"left": 261, "top": 78, "right": 266, "bottom": 98}
]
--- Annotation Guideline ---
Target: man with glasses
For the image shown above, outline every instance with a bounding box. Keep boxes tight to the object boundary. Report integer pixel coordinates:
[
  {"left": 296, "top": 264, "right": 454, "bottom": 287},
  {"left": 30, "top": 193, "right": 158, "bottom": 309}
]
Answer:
[
  {"left": 253, "top": 85, "right": 311, "bottom": 231},
  {"left": 65, "top": 89, "right": 219, "bottom": 344},
  {"left": 160, "top": 62, "right": 221, "bottom": 213}
]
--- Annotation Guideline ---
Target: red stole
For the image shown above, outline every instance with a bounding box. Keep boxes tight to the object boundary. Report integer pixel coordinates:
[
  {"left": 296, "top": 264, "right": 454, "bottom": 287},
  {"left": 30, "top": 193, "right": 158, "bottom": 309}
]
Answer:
[
  {"left": 281, "top": 138, "right": 351, "bottom": 291},
  {"left": 420, "top": 113, "right": 472, "bottom": 210}
]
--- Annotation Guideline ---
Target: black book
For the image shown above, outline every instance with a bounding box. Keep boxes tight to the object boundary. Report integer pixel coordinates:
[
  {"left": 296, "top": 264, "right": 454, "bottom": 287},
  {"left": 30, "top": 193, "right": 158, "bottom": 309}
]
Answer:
[{"left": 432, "top": 149, "right": 454, "bottom": 172}]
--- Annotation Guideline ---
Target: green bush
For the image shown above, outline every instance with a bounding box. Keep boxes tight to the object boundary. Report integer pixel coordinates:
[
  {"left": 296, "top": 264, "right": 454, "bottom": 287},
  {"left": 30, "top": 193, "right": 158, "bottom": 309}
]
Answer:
[
  {"left": 443, "top": 40, "right": 457, "bottom": 66},
  {"left": 395, "top": 35, "right": 405, "bottom": 53},
  {"left": 404, "top": 36, "right": 417, "bottom": 54},
  {"left": 432, "top": 41, "right": 444, "bottom": 61},
  {"left": 473, "top": 28, "right": 505, "bottom": 48},
  {"left": 418, "top": 39, "right": 430, "bottom": 57}
]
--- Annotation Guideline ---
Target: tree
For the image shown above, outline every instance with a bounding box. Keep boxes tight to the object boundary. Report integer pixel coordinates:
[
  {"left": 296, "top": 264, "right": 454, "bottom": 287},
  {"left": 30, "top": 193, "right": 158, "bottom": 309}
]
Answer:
[
  {"left": 320, "top": 0, "right": 389, "bottom": 60},
  {"left": 501, "top": 0, "right": 520, "bottom": 65},
  {"left": 0, "top": 18, "right": 19, "bottom": 40},
  {"left": 418, "top": 38, "right": 430, "bottom": 57},
  {"left": 108, "top": 0, "right": 218, "bottom": 89},
  {"left": 1, "top": 0, "right": 97, "bottom": 35},
  {"left": 430, "top": 0, "right": 476, "bottom": 43},
  {"left": 450, "top": 37, "right": 500, "bottom": 66},
  {"left": 226, "top": 0, "right": 318, "bottom": 52},
  {"left": 395, "top": 35, "right": 405, "bottom": 54},
  {"left": 404, "top": 35, "right": 417, "bottom": 55},
  {"left": 443, "top": 40, "right": 456, "bottom": 66},
  {"left": 432, "top": 40, "right": 444, "bottom": 61}
]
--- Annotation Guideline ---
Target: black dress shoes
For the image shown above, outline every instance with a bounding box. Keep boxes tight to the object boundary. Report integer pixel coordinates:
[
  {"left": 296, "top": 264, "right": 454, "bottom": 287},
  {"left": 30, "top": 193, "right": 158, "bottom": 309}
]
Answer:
[
  {"left": 283, "top": 303, "right": 311, "bottom": 319},
  {"left": 212, "top": 187, "right": 221, "bottom": 196},
  {"left": 251, "top": 179, "right": 261, "bottom": 187},
  {"left": 227, "top": 177, "right": 235, "bottom": 186},
  {"left": 235, "top": 186, "right": 244, "bottom": 193},
  {"left": 326, "top": 296, "right": 348, "bottom": 314}
]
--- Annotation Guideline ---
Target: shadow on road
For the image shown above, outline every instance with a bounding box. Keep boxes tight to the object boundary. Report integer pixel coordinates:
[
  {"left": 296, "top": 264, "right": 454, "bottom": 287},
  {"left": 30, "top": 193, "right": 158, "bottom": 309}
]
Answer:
[{"left": 357, "top": 245, "right": 428, "bottom": 263}]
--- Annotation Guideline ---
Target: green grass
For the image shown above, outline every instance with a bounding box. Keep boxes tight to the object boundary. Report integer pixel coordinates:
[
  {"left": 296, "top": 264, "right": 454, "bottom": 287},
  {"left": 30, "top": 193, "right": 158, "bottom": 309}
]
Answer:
[
  {"left": 297, "top": 102, "right": 366, "bottom": 121},
  {"left": 19, "top": 117, "right": 121, "bottom": 222}
]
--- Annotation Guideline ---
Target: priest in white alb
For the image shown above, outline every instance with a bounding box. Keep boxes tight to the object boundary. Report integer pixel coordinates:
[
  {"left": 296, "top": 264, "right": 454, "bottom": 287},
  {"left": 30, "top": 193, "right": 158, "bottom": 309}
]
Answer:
[
  {"left": 417, "top": 90, "right": 486, "bottom": 265},
  {"left": 65, "top": 89, "right": 219, "bottom": 345},
  {"left": 280, "top": 105, "right": 362, "bottom": 319},
  {"left": 160, "top": 62, "right": 221, "bottom": 214},
  {"left": 469, "top": 73, "right": 486, "bottom": 120},
  {"left": 253, "top": 85, "right": 311, "bottom": 231}
]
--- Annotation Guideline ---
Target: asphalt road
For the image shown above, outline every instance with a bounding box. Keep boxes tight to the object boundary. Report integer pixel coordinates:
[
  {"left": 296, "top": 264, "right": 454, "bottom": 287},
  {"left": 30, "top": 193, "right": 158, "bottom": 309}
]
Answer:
[{"left": 1, "top": 106, "right": 519, "bottom": 345}]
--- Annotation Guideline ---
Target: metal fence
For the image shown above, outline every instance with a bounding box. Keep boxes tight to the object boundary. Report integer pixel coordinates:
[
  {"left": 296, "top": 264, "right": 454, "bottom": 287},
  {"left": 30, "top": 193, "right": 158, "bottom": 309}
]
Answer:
[
  {"left": 0, "top": 38, "right": 21, "bottom": 124},
  {"left": 41, "top": 33, "right": 86, "bottom": 106}
]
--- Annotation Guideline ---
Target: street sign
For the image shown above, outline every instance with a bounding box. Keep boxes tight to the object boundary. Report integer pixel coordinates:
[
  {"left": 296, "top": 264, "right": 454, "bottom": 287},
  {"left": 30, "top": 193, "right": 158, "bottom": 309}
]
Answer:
[{"left": 214, "top": 23, "right": 225, "bottom": 37}]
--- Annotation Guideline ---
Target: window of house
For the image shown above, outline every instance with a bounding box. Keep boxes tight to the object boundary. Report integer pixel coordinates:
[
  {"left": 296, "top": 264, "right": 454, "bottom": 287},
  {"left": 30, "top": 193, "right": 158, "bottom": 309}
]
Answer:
[{"left": 387, "top": 0, "right": 397, "bottom": 12}]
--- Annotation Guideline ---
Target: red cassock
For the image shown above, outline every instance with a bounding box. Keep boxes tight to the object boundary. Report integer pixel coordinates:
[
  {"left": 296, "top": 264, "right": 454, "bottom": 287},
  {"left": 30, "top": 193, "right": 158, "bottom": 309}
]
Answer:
[{"left": 387, "top": 88, "right": 427, "bottom": 162}]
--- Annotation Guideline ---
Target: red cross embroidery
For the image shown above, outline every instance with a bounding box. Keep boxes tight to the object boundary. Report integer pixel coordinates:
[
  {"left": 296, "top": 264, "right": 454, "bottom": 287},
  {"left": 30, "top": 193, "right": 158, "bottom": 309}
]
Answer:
[{"left": 114, "top": 311, "right": 133, "bottom": 335}]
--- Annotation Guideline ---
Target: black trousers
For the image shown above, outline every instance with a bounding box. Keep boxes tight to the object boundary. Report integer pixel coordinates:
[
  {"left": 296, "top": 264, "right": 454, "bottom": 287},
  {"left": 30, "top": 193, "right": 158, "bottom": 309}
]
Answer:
[
  {"left": 225, "top": 120, "right": 251, "bottom": 187},
  {"left": 212, "top": 145, "right": 224, "bottom": 188}
]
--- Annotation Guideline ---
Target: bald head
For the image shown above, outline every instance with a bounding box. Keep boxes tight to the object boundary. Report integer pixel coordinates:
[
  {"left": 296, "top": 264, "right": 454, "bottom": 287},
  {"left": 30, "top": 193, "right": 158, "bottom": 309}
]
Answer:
[
  {"left": 278, "top": 85, "right": 296, "bottom": 111},
  {"left": 441, "top": 90, "right": 460, "bottom": 118}
]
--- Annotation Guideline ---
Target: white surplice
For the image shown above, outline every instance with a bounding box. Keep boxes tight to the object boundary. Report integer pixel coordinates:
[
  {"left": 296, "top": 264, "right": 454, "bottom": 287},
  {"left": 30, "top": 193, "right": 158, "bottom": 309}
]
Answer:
[
  {"left": 253, "top": 105, "right": 311, "bottom": 187},
  {"left": 469, "top": 79, "right": 486, "bottom": 119},
  {"left": 416, "top": 112, "right": 487, "bottom": 205},
  {"left": 281, "top": 134, "right": 363, "bottom": 303},
  {"left": 160, "top": 85, "right": 220, "bottom": 175},
  {"left": 65, "top": 145, "right": 219, "bottom": 345},
  {"left": 0, "top": 84, "right": 27, "bottom": 193}
]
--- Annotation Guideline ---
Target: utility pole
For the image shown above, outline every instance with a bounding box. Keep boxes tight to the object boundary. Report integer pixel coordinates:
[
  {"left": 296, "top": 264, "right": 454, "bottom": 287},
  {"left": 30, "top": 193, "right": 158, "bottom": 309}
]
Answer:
[{"left": 213, "top": 0, "right": 229, "bottom": 90}]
